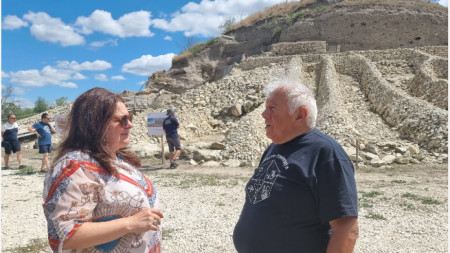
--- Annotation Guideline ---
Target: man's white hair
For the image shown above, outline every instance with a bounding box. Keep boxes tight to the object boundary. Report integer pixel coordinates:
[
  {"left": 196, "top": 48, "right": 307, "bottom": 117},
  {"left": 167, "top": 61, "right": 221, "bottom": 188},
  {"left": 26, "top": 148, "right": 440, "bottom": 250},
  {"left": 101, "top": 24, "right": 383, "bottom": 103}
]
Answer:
[{"left": 264, "top": 80, "right": 317, "bottom": 129}]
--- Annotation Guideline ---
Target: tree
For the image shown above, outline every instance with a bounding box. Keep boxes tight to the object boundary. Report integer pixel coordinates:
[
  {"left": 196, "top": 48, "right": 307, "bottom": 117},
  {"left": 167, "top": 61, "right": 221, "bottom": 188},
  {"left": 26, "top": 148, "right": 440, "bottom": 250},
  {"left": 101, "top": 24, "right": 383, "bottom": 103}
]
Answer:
[
  {"left": 219, "top": 17, "right": 237, "bottom": 34},
  {"left": 34, "top": 97, "right": 49, "bottom": 113},
  {"left": 55, "top": 96, "right": 69, "bottom": 107},
  {"left": 1, "top": 102, "right": 20, "bottom": 122},
  {"left": 1, "top": 84, "right": 14, "bottom": 107}
]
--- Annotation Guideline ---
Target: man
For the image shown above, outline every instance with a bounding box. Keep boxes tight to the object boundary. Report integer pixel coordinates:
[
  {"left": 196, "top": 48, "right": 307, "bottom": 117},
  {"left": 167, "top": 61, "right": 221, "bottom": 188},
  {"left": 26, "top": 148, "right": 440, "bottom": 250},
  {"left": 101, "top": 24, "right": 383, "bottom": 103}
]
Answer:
[
  {"left": 163, "top": 108, "right": 182, "bottom": 169},
  {"left": 233, "top": 81, "right": 359, "bottom": 253},
  {"left": 28, "top": 113, "right": 56, "bottom": 172},
  {"left": 1, "top": 114, "right": 26, "bottom": 169}
]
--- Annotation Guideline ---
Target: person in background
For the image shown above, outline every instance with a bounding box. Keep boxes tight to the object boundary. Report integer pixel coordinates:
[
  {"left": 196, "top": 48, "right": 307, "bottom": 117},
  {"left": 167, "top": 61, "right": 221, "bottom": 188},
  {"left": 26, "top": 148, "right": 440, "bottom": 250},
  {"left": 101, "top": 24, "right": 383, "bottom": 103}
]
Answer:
[
  {"left": 163, "top": 108, "right": 182, "bottom": 169},
  {"left": 28, "top": 113, "right": 56, "bottom": 172},
  {"left": 233, "top": 80, "right": 359, "bottom": 253},
  {"left": 1, "top": 114, "right": 26, "bottom": 169},
  {"left": 43, "top": 87, "right": 163, "bottom": 252}
]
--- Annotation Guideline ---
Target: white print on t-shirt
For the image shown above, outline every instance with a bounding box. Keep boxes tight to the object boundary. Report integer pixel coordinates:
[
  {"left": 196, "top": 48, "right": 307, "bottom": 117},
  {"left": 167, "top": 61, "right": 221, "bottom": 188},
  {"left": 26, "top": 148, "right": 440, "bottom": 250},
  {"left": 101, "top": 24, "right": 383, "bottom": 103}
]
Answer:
[
  {"left": 247, "top": 154, "right": 290, "bottom": 204},
  {"left": 246, "top": 160, "right": 279, "bottom": 204}
]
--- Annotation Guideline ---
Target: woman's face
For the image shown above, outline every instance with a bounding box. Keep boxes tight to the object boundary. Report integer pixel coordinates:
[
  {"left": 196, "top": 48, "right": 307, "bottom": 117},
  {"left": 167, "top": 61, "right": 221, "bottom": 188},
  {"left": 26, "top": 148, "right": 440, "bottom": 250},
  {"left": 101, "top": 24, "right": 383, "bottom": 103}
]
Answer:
[{"left": 105, "top": 102, "right": 133, "bottom": 154}]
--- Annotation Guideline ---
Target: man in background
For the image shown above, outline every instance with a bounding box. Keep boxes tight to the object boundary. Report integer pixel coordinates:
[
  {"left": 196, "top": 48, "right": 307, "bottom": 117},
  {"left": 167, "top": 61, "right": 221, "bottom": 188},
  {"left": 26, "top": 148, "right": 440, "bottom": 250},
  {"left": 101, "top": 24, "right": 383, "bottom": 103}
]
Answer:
[
  {"left": 28, "top": 113, "right": 56, "bottom": 172},
  {"left": 163, "top": 108, "right": 182, "bottom": 169},
  {"left": 1, "top": 114, "right": 26, "bottom": 169}
]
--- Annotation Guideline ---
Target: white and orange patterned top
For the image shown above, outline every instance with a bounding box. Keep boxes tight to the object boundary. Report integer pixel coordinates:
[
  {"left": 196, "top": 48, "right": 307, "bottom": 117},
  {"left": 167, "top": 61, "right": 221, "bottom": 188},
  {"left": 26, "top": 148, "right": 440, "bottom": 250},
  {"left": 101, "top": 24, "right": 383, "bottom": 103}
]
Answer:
[{"left": 43, "top": 151, "right": 161, "bottom": 253}]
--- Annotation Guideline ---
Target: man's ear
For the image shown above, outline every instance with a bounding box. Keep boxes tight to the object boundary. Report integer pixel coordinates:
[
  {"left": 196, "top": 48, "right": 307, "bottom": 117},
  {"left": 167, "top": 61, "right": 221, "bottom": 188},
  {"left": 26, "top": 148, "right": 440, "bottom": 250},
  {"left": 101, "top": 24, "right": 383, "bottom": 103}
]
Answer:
[{"left": 295, "top": 107, "right": 308, "bottom": 121}]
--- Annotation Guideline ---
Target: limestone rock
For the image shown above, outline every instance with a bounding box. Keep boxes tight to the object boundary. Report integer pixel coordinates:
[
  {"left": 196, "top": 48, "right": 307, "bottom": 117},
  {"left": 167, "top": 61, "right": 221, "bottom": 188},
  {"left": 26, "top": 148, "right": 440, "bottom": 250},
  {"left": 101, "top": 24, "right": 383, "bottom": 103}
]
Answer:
[
  {"left": 230, "top": 104, "right": 243, "bottom": 117},
  {"left": 210, "top": 142, "right": 226, "bottom": 150},
  {"left": 381, "top": 155, "right": 396, "bottom": 164},
  {"left": 202, "top": 161, "right": 221, "bottom": 167}
]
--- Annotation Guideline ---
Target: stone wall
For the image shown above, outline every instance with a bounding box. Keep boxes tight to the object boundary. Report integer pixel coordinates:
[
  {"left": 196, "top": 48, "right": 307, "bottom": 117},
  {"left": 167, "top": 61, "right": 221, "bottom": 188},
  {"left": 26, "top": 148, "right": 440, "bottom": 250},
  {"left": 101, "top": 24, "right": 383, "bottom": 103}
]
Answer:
[
  {"left": 270, "top": 41, "right": 327, "bottom": 56},
  {"left": 334, "top": 52, "right": 447, "bottom": 153}
]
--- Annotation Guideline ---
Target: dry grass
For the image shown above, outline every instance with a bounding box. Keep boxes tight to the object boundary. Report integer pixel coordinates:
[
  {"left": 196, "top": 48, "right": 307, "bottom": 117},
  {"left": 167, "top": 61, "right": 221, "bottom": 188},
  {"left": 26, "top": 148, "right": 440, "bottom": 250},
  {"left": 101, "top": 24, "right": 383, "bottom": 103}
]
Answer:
[
  {"left": 172, "top": 38, "right": 222, "bottom": 63},
  {"left": 172, "top": 51, "right": 192, "bottom": 63},
  {"left": 229, "top": 1, "right": 309, "bottom": 30},
  {"left": 228, "top": 0, "right": 445, "bottom": 31}
]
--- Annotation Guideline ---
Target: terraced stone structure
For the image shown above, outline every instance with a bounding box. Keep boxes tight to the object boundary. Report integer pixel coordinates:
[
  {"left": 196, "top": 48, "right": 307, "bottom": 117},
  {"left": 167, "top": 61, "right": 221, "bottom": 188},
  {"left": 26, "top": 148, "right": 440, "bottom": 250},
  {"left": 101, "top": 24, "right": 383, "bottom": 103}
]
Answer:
[
  {"left": 116, "top": 45, "right": 446, "bottom": 168},
  {"left": 17, "top": 45, "right": 448, "bottom": 168}
]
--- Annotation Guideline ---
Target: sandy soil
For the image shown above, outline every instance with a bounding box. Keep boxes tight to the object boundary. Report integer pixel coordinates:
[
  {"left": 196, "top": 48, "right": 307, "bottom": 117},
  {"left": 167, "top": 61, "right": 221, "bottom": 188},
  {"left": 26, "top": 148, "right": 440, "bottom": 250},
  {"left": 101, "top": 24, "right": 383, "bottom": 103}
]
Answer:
[{"left": 2, "top": 148, "right": 448, "bottom": 252}]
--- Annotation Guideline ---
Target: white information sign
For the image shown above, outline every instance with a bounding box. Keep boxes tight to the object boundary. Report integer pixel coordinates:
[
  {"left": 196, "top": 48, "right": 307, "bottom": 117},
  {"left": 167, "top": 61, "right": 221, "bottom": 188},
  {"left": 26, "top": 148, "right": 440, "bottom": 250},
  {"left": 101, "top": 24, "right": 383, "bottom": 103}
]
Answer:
[
  {"left": 147, "top": 112, "right": 166, "bottom": 135},
  {"left": 54, "top": 115, "right": 68, "bottom": 134}
]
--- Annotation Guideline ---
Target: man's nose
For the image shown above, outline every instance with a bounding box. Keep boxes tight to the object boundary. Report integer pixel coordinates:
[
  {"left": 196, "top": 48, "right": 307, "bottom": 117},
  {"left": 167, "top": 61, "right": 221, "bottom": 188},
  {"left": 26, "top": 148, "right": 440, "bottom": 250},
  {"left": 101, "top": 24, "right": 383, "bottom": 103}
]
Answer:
[{"left": 261, "top": 109, "right": 269, "bottom": 118}]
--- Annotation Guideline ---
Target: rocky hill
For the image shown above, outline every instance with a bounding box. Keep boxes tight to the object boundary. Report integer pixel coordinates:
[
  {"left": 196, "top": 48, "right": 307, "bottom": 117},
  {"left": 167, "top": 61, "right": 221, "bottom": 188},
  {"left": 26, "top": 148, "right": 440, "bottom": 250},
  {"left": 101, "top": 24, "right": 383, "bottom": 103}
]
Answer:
[
  {"left": 145, "top": 0, "right": 448, "bottom": 93},
  {"left": 16, "top": 0, "right": 448, "bottom": 168}
]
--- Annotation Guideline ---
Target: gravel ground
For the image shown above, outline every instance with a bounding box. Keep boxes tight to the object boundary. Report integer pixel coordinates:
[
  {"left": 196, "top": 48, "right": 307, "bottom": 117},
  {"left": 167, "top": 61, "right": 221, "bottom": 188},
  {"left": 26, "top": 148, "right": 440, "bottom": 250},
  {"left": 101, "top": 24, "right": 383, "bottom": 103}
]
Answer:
[{"left": 1, "top": 149, "right": 447, "bottom": 252}]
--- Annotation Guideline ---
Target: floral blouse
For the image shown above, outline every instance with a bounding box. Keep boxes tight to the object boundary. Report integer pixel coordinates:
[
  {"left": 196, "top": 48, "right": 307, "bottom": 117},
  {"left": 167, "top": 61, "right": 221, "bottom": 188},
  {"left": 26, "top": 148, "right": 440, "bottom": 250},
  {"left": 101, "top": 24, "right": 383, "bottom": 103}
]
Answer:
[{"left": 43, "top": 151, "right": 161, "bottom": 253}]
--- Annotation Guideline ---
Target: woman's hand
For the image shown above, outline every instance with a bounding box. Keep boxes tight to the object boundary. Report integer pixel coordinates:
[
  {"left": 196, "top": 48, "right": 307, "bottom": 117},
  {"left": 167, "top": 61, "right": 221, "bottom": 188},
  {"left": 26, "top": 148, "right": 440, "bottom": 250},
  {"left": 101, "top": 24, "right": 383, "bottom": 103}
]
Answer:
[
  {"left": 63, "top": 208, "right": 164, "bottom": 250},
  {"left": 127, "top": 208, "right": 164, "bottom": 233}
]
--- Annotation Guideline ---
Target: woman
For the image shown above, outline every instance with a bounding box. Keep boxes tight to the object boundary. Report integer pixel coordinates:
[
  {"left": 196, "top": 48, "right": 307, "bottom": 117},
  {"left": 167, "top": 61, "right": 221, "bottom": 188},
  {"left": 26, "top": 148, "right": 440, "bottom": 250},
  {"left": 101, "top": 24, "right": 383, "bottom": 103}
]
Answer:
[{"left": 43, "top": 87, "right": 163, "bottom": 253}]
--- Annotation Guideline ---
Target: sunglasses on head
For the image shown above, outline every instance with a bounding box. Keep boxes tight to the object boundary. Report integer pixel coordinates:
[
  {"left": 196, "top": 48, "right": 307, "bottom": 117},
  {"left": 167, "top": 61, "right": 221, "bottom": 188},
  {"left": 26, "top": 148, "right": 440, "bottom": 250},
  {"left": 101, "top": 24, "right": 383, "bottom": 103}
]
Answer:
[{"left": 113, "top": 114, "right": 133, "bottom": 127}]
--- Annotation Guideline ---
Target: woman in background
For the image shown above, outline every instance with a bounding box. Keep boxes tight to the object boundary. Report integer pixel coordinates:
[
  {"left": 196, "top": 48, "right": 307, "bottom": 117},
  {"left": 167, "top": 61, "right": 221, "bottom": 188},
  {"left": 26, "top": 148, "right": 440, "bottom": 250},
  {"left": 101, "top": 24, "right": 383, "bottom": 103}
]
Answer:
[{"left": 43, "top": 87, "right": 163, "bottom": 253}]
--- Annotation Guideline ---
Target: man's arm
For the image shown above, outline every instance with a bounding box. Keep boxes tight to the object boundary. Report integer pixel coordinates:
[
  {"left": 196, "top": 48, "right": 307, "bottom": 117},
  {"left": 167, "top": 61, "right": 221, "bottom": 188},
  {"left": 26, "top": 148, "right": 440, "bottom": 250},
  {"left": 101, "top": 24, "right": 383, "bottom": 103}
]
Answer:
[
  {"left": 28, "top": 125, "right": 41, "bottom": 138},
  {"left": 327, "top": 216, "right": 359, "bottom": 253},
  {"left": 49, "top": 123, "right": 56, "bottom": 133}
]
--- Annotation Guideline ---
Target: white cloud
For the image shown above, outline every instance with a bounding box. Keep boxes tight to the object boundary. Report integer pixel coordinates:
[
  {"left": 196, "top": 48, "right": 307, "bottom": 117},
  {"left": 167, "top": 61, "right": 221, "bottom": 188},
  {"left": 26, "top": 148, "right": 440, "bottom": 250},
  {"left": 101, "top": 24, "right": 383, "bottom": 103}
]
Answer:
[
  {"left": 2, "top": 71, "right": 10, "bottom": 78},
  {"left": 11, "top": 97, "right": 34, "bottom": 108},
  {"left": 89, "top": 39, "right": 119, "bottom": 48},
  {"left": 95, "top": 74, "right": 108, "bottom": 81},
  {"left": 56, "top": 60, "right": 112, "bottom": 71},
  {"left": 164, "top": 35, "right": 173, "bottom": 40},
  {"left": 22, "top": 11, "right": 85, "bottom": 46},
  {"left": 111, "top": 75, "right": 126, "bottom": 80},
  {"left": 151, "top": 0, "right": 286, "bottom": 37},
  {"left": 12, "top": 86, "right": 27, "bottom": 95},
  {"left": 121, "top": 53, "right": 176, "bottom": 76},
  {"left": 77, "top": 60, "right": 113, "bottom": 71},
  {"left": 10, "top": 69, "right": 46, "bottom": 87},
  {"left": 75, "top": 10, "right": 154, "bottom": 38},
  {"left": 59, "top": 82, "right": 78, "bottom": 88},
  {"left": 439, "top": 0, "right": 448, "bottom": 6},
  {"left": 72, "top": 73, "right": 88, "bottom": 80},
  {"left": 2, "top": 15, "right": 29, "bottom": 30},
  {"left": 8, "top": 60, "right": 111, "bottom": 87},
  {"left": 40, "top": 66, "right": 73, "bottom": 85}
]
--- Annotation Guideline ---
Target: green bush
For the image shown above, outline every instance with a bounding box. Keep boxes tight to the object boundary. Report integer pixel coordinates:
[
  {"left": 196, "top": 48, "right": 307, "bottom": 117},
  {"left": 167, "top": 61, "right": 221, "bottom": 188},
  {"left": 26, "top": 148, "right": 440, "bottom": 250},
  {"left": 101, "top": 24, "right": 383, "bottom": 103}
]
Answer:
[
  {"left": 272, "top": 26, "right": 282, "bottom": 36},
  {"left": 287, "top": 10, "right": 303, "bottom": 25},
  {"left": 315, "top": 5, "right": 327, "bottom": 11}
]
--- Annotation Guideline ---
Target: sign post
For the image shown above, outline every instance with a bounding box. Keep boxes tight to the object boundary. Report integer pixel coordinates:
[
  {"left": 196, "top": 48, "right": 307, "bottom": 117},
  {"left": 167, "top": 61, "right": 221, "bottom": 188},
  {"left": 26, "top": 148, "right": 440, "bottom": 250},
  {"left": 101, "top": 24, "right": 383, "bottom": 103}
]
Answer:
[{"left": 161, "top": 136, "right": 164, "bottom": 165}]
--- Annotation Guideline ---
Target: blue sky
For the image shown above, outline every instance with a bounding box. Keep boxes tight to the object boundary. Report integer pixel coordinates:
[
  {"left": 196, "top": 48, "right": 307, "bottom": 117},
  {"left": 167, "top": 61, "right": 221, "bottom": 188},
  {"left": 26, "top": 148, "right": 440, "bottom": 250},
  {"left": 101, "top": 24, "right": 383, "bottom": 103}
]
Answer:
[{"left": 1, "top": 0, "right": 447, "bottom": 108}]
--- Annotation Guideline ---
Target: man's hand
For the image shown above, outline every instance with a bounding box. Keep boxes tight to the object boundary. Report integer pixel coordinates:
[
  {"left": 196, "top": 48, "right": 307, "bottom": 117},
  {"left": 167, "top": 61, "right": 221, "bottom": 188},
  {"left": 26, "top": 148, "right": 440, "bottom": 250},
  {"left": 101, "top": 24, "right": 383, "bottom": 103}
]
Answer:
[{"left": 49, "top": 124, "right": 56, "bottom": 134}]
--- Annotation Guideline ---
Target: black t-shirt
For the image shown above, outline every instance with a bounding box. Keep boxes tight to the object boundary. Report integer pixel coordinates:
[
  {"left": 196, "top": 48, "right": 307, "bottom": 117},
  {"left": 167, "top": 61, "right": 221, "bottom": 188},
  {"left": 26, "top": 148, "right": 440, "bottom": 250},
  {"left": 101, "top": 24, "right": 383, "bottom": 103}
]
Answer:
[
  {"left": 233, "top": 128, "right": 358, "bottom": 253},
  {"left": 163, "top": 116, "right": 179, "bottom": 138}
]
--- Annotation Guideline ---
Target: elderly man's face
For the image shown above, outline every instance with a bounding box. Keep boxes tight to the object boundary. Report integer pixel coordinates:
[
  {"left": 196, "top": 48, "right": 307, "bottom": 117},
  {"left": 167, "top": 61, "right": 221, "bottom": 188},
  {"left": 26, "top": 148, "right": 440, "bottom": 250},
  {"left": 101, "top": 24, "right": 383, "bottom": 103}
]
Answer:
[{"left": 261, "top": 88, "right": 298, "bottom": 144}]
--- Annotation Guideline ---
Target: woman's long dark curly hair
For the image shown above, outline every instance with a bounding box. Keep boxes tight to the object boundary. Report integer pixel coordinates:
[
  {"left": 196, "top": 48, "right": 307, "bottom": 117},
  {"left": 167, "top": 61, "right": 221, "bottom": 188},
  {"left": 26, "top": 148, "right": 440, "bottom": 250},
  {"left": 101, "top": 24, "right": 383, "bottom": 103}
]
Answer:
[{"left": 54, "top": 87, "right": 141, "bottom": 177}]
